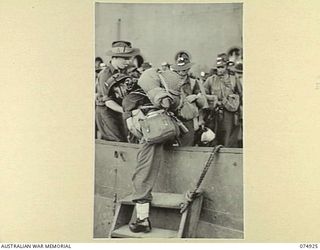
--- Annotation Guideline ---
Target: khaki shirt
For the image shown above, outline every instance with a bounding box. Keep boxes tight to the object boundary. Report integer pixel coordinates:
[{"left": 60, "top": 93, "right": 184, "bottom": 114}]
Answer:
[
  {"left": 180, "top": 77, "right": 201, "bottom": 96},
  {"left": 95, "top": 63, "right": 119, "bottom": 106},
  {"left": 180, "top": 77, "right": 208, "bottom": 110},
  {"left": 204, "top": 74, "right": 240, "bottom": 112}
]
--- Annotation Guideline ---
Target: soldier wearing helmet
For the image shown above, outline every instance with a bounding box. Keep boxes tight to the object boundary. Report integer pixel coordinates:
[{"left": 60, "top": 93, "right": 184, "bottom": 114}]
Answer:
[
  {"left": 203, "top": 53, "right": 240, "bottom": 147},
  {"left": 171, "top": 51, "right": 208, "bottom": 146}
]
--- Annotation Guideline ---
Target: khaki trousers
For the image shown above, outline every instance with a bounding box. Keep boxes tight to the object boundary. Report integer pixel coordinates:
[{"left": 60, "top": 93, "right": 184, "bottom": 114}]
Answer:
[{"left": 131, "top": 142, "right": 164, "bottom": 203}]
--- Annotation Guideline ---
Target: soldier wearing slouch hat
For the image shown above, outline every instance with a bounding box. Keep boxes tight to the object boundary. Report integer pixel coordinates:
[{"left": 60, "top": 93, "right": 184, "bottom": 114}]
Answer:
[{"left": 95, "top": 41, "right": 140, "bottom": 141}]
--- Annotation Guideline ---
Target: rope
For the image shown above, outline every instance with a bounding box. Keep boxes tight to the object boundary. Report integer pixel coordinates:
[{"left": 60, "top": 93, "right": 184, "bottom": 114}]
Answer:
[
  {"left": 194, "top": 145, "right": 223, "bottom": 189},
  {"left": 180, "top": 145, "right": 223, "bottom": 213}
]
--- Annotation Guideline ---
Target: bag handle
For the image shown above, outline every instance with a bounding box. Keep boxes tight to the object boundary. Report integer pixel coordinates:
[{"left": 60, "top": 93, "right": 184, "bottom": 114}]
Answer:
[{"left": 139, "top": 105, "right": 157, "bottom": 109}]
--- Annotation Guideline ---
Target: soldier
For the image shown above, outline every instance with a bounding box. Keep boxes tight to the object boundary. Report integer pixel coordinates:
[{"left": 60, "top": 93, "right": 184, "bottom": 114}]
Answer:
[
  {"left": 95, "top": 57, "right": 104, "bottom": 78},
  {"left": 95, "top": 41, "right": 140, "bottom": 142},
  {"left": 95, "top": 57, "right": 104, "bottom": 139},
  {"left": 123, "top": 69, "right": 183, "bottom": 233},
  {"left": 138, "top": 62, "right": 152, "bottom": 74},
  {"left": 171, "top": 52, "right": 207, "bottom": 146},
  {"left": 203, "top": 53, "right": 240, "bottom": 147},
  {"left": 160, "top": 62, "right": 170, "bottom": 72},
  {"left": 227, "top": 46, "right": 243, "bottom": 67},
  {"left": 231, "top": 61, "right": 243, "bottom": 147}
]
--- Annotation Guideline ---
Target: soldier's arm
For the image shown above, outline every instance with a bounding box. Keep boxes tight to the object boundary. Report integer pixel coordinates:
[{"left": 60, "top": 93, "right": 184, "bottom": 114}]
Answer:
[
  {"left": 105, "top": 100, "right": 124, "bottom": 113},
  {"left": 98, "top": 70, "right": 112, "bottom": 103}
]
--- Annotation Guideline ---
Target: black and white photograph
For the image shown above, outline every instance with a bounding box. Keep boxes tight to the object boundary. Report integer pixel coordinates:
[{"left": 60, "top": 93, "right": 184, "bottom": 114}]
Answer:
[
  {"left": 3, "top": 0, "right": 320, "bottom": 246},
  {"left": 94, "top": 3, "right": 243, "bottom": 239}
]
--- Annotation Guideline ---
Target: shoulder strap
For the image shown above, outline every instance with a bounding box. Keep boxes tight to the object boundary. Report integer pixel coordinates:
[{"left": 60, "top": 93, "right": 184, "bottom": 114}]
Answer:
[
  {"left": 130, "top": 90, "right": 148, "bottom": 97},
  {"left": 213, "top": 75, "right": 225, "bottom": 99},
  {"left": 190, "top": 78, "right": 196, "bottom": 92},
  {"left": 158, "top": 73, "right": 170, "bottom": 93},
  {"left": 229, "top": 75, "right": 236, "bottom": 90},
  {"left": 158, "top": 73, "right": 185, "bottom": 110},
  {"left": 158, "top": 72, "right": 181, "bottom": 96}
]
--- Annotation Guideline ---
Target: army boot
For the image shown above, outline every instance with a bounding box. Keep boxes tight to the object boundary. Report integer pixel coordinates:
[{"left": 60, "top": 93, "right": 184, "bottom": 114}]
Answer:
[{"left": 129, "top": 203, "right": 152, "bottom": 233}]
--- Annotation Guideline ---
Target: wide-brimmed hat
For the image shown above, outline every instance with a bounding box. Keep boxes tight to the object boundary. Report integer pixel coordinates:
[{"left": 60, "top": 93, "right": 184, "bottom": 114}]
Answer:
[{"left": 106, "top": 41, "right": 140, "bottom": 57}]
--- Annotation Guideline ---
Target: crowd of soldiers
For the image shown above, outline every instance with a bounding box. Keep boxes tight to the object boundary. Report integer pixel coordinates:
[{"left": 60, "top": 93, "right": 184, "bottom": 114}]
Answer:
[
  {"left": 95, "top": 40, "right": 243, "bottom": 233},
  {"left": 95, "top": 41, "right": 243, "bottom": 148}
]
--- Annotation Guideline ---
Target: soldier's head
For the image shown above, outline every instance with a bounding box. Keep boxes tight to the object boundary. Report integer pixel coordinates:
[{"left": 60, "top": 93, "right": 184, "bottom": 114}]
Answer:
[
  {"left": 106, "top": 41, "right": 140, "bottom": 70},
  {"left": 161, "top": 62, "right": 170, "bottom": 72},
  {"left": 138, "top": 62, "right": 152, "bottom": 73},
  {"left": 200, "top": 71, "right": 208, "bottom": 81},
  {"left": 111, "top": 56, "right": 132, "bottom": 70},
  {"left": 217, "top": 64, "right": 227, "bottom": 76},
  {"left": 95, "top": 57, "right": 103, "bottom": 70},
  {"left": 176, "top": 68, "right": 189, "bottom": 78},
  {"left": 234, "top": 61, "right": 243, "bottom": 80},
  {"left": 172, "top": 50, "right": 194, "bottom": 78},
  {"left": 216, "top": 53, "right": 228, "bottom": 76},
  {"left": 132, "top": 55, "right": 144, "bottom": 68},
  {"left": 227, "top": 46, "right": 243, "bottom": 64}
]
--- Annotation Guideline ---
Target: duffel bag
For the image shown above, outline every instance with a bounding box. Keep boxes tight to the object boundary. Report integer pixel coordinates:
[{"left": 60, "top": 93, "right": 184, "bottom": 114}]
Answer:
[{"left": 139, "top": 110, "right": 179, "bottom": 144}]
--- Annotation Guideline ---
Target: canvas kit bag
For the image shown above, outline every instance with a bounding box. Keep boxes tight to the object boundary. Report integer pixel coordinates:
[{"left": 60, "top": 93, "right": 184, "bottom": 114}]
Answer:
[
  {"left": 139, "top": 109, "right": 180, "bottom": 144},
  {"left": 138, "top": 73, "right": 181, "bottom": 144}
]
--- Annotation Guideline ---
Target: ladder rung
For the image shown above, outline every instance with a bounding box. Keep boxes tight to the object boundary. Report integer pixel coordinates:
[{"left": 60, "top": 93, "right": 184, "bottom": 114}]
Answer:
[
  {"left": 120, "top": 192, "right": 186, "bottom": 209},
  {"left": 111, "top": 225, "right": 178, "bottom": 238}
]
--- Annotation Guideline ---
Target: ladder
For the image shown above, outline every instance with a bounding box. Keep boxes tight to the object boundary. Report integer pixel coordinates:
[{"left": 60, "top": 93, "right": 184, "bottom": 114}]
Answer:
[{"left": 109, "top": 192, "right": 203, "bottom": 238}]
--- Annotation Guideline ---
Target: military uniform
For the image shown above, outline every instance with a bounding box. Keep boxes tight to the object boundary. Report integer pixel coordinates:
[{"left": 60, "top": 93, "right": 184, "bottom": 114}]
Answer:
[
  {"left": 178, "top": 76, "right": 204, "bottom": 146},
  {"left": 95, "top": 40, "right": 141, "bottom": 142},
  {"left": 230, "top": 61, "right": 243, "bottom": 148},
  {"left": 95, "top": 64, "right": 127, "bottom": 142},
  {"left": 171, "top": 53, "right": 207, "bottom": 146},
  {"left": 127, "top": 69, "right": 182, "bottom": 201},
  {"left": 122, "top": 87, "right": 151, "bottom": 143},
  {"left": 203, "top": 73, "right": 240, "bottom": 147},
  {"left": 123, "top": 69, "right": 183, "bottom": 233}
]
